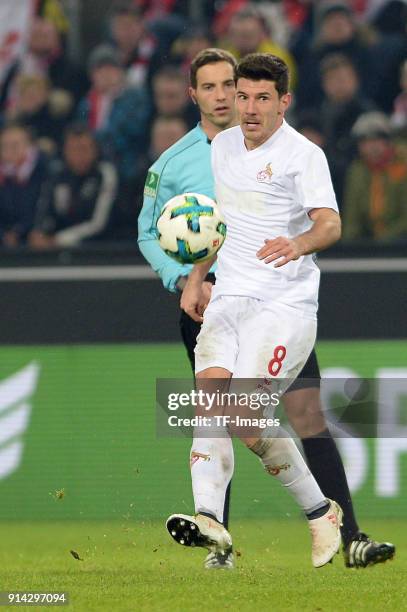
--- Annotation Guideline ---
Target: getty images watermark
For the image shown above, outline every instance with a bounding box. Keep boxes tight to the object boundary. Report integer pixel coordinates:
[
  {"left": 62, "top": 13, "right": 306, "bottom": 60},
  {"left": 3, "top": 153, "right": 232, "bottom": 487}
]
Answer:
[
  {"left": 156, "top": 377, "right": 407, "bottom": 438},
  {"left": 156, "top": 379, "right": 284, "bottom": 437},
  {"left": 166, "top": 388, "right": 281, "bottom": 430}
]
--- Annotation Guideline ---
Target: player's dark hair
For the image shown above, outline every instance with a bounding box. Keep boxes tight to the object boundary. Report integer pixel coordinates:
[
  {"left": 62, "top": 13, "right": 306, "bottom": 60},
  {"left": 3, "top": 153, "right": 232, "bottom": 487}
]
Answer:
[
  {"left": 235, "top": 53, "right": 289, "bottom": 96},
  {"left": 190, "top": 48, "right": 237, "bottom": 89}
]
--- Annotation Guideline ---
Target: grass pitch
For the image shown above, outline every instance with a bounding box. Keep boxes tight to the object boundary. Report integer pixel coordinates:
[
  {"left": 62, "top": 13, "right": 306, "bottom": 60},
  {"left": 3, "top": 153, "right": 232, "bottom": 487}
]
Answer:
[{"left": 0, "top": 519, "right": 404, "bottom": 611}]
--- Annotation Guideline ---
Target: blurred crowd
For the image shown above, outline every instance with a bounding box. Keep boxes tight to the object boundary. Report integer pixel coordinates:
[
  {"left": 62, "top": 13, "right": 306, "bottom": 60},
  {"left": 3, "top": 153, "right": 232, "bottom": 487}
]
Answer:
[{"left": 0, "top": 0, "right": 406, "bottom": 250}]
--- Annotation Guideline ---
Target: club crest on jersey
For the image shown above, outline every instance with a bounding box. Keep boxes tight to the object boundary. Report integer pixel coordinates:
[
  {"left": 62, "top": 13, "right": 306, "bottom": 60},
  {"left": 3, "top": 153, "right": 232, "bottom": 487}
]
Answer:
[{"left": 257, "top": 163, "right": 273, "bottom": 184}]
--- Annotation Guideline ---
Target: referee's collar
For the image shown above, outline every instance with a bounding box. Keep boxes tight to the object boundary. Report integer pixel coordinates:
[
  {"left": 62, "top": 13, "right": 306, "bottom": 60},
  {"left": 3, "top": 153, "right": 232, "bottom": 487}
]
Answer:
[{"left": 197, "top": 122, "right": 212, "bottom": 145}]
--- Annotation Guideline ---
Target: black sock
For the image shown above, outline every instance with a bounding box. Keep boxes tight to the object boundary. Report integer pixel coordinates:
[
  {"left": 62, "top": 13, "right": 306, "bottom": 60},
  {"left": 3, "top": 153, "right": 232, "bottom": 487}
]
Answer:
[
  {"left": 199, "top": 481, "right": 231, "bottom": 529},
  {"left": 222, "top": 481, "right": 232, "bottom": 530},
  {"left": 305, "top": 502, "right": 330, "bottom": 520},
  {"left": 199, "top": 511, "right": 222, "bottom": 524},
  {"left": 301, "top": 429, "right": 359, "bottom": 547},
  {"left": 199, "top": 483, "right": 232, "bottom": 526}
]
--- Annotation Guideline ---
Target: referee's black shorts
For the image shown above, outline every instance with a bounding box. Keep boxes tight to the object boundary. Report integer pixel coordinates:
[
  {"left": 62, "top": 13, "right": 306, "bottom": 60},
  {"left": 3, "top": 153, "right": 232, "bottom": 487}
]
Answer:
[{"left": 179, "top": 310, "right": 321, "bottom": 390}]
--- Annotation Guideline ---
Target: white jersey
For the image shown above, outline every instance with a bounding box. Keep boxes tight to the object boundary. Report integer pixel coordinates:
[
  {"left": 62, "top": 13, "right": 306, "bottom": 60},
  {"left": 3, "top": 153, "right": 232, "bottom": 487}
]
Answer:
[{"left": 211, "top": 120, "right": 338, "bottom": 318}]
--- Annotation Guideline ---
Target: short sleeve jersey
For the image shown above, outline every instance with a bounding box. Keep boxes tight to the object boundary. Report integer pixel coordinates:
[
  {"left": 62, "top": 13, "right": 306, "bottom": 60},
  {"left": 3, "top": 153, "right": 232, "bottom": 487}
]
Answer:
[{"left": 211, "top": 120, "right": 339, "bottom": 318}]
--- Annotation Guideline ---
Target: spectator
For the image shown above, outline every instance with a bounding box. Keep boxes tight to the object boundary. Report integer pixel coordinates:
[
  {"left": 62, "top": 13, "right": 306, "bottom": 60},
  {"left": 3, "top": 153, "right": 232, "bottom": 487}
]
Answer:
[
  {"left": 132, "top": 0, "right": 189, "bottom": 45},
  {"left": 35, "top": 0, "right": 70, "bottom": 36},
  {"left": 111, "top": 115, "right": 188, "bottom": 240},
  {"left": 371, "top": 0, "right": 407, "bottom": 37},
  {"left": 283, "top": 0, "right": 312, "bottom": 32},
  {"left": 77, "top": 44, "right": 150, "bottom": 182},
  {"left": 0, "top": 123, "right": 48, "bottom": 247},
  {"left": 4, "top": 74, "right": 72, "bottom": 154},
  {"left": 295, "top": 110, "right": 326, "bottom": 149},
  {"left": 211, "top": 0, "right": 249, "bottom": 38},
  {"left": 133, "top": 0, "right": 188, "bottom": 20},
  {"left": 109, "top": 1, "right": 160, "bottom": 88},
  {"left": 170, "top": 26, "right": 214, "bottom": 77},
  {"left": 9, "top": 17, "right": 88, "bottom": 108},
  {"left": 0, "top": 1, "right": 32, "bottom": 105},
  {"left": 342, "top": 112, "right": 407, "bottom": 241},
  {"left": 391, "top": 59, "right": 407, "bottom": 135},
  {"left": 368, "top": 2, "right": 407, "bottom": 112},
  {"left": 287, "top": 1, "right": 316, "bottom": 74},
  {"left": 29, "top": 124, "right": 118, "bottom": 249},
  {"left": 257, "top": 1, "right": 292, "bottom": 48},
  {"left": 149, "top": 115, "right": 188, "bottom": 160},
  {"left": 152, "top": 66, "right": 197, "bottom": 128},
  {"left": 318, "top": 53, "right": 377, "bottom": 205},
  {"left": 222, "top": 5, "right": 297, "bottom": 87},
  {"left": 295, "top": 2, "right": 377, "bottom": 109}
]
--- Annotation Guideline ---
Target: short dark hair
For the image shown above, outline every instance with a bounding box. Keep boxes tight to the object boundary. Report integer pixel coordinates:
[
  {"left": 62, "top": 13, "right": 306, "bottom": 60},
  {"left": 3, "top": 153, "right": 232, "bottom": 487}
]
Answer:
[
  {"left": 231, "top": 6, "right": 269, "bottom": 34},
  {"left": 64, "top": 122, "right": 96, "bottom": 141},
  {"left": 0, "top": 121, "right": 33, "bottom": 141},
  {"left": 320, "top": 53, "right": 356, "bottom": 77},
  {"left": 190, "top": 48, "right": 237, "bottom": 89},
  {"left": 235, "top": 53, "right": 289, "bottom": 96},
  {"left": 153, "top": 66, "right": 188, "bottom": 87},
  {"left": 110, "top": 0, "right": 142, "bottom": 19}
]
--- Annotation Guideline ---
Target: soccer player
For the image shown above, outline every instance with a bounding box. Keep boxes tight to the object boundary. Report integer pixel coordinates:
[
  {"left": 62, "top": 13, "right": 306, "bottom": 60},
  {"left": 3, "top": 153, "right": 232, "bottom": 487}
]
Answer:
[
  {"left": 138, "top": 49, "right": 395, "bottom": 569},
  {"left": 167, "top": 51, "right": 344, "bottom": 568}
]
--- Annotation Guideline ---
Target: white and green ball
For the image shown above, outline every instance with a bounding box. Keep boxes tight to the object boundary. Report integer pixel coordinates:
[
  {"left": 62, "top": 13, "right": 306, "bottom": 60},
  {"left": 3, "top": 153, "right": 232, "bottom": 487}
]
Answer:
[{"left": 157, "top": 193, "right": 226, "bottom": 264}]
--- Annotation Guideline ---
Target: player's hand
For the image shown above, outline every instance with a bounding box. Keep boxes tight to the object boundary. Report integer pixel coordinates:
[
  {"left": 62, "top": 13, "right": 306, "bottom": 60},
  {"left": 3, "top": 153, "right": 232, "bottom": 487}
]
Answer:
[
  {"left": 180, "top": 280, "right": 210, "bottom": 323},
  {"left": 256, "top": 236, "right": 302, "bottom": 267},
  {"left": 197, "top": 281, "right": 213, "bottom": 318}
]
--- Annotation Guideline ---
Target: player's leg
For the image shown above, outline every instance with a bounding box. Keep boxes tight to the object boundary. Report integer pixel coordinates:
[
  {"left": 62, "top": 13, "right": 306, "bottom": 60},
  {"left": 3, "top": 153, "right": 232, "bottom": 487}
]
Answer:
[
  {"left": 284, "top": 352, "right": 395, "bottom": 567},
  {"left": 284, "top": 355, "right": 360, "bottom": 543},
  {"left": 179, "top": 307, "right": 232, "bottom": 530},
  {"left": 233, "top": 301, "right": 342, "bottom": 567},
  {"left": 191, "top": 368, "right": 234, "bottom": 525},
  {"left": 168, "top": 297, "right": 237, "bottom": 567},
  {"left": 167, "top": 366, "right": 235, "bottom": 564}
]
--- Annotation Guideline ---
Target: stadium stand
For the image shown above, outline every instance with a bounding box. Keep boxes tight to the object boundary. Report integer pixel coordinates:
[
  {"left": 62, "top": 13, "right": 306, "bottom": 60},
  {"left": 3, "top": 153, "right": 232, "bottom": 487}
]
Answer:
[{"left": 0, "top": 0, "right": 405, "bottom": 249}]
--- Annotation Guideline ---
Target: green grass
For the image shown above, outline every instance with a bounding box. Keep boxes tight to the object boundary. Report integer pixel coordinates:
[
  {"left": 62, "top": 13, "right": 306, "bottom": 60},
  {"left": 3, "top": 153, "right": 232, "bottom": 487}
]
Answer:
[{"left": 0, "top": 519, "right": 404, "bottom": 611}]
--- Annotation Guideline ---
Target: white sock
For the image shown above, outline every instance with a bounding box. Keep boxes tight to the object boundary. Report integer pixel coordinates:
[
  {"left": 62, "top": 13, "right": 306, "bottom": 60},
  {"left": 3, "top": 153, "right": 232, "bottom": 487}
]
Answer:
[
  {"left": 250, "top": 431, "right": 326, "bottom": 514},
  {"left": 190, "top": 425, "right": 234, "bottom": 524}
]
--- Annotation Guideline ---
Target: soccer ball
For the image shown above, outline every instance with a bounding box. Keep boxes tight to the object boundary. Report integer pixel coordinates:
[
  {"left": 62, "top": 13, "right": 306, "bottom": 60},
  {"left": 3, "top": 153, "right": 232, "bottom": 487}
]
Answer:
[{"left": 157, "top": 193, "right": 226, "bottom": 264}]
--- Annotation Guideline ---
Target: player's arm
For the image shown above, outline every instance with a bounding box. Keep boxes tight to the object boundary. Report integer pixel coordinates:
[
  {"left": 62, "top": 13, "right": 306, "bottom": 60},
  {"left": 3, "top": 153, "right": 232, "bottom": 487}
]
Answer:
[
  {"left": 257, "top": 208, "right": 341, "bottom": 266},
  {"left": 137, "top": 161, "right": 192, "bottom": 292},
  {"left": 180, "top": 256, "right": 217, "bottom": 322},
  {"left": 257, "top": 146, "right": 341, "bottom": 266}
]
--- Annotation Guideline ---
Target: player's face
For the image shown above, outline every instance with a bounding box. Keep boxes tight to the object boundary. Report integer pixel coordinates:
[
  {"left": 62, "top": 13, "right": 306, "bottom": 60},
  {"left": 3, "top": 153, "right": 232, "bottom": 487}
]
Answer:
[
  {"left": 236, "top": 78, "right": 291, "bottom": 150},
  {"left": 190, "top": 61, "right": 236, "bottom": 130}
]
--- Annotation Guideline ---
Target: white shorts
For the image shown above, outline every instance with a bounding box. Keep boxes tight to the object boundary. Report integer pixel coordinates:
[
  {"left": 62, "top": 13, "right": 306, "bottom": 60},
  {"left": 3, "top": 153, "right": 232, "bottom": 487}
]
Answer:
[{"left": 195, "top": 295, "right": 316, "bottom": 395}]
